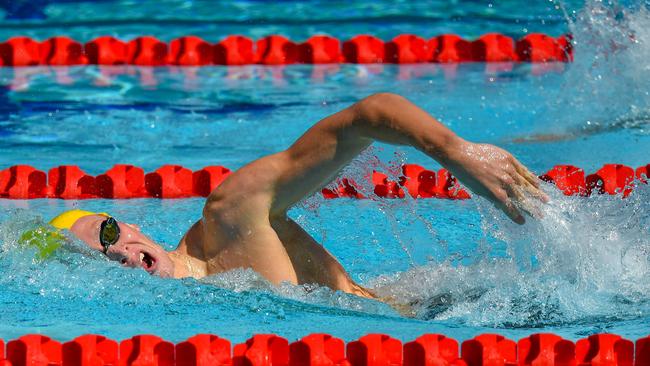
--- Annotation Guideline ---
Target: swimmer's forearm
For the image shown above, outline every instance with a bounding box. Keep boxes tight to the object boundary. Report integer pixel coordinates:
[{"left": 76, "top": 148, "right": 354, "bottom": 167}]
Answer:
[
  {"left": 351, "top": 93, "right": 464, "bottom": 163},
  {"left": 350, "top": 93, "right": 547, "bottom": 224},
  {"left": 239, "top": 93, "right": 467, "bottom": 213}
]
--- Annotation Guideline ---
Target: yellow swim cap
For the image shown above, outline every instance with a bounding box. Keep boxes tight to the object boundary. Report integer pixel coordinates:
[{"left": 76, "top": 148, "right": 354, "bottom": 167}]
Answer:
[
  {"left": 17, "top": 209, "right": 108, "bottom": 260},
  {"left": 18, "top": 209, "right": 108, "bottom": 259},
  {"left": 49, "top": 209, "right": 107, "bottom": 230}
]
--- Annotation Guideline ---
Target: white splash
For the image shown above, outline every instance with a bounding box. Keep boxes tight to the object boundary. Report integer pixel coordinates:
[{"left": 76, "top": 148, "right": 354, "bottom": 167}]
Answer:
[
  {"left": 548, "top": 0, "right": 650, "bottom": 134},
  {"left": 369, "top": 183, "right": 649, "bottom": 326}
]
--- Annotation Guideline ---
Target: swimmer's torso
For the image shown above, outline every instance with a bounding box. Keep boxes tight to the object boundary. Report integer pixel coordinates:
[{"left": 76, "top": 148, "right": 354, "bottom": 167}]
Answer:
[{"left": 176, "top": 216, "right": 375, "bottom": 299}]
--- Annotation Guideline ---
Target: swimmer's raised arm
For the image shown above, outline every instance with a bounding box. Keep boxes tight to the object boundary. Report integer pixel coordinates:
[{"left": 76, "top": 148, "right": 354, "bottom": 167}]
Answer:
[
  {"left": 196, "top": 93, "right": 548, "bottom": 287},
  {"left": 211, "top": 93, "right": 545, "bottom": 223}
]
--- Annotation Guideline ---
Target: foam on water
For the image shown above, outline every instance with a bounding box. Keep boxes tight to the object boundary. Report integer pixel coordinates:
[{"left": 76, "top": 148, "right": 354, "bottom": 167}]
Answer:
[{"left": 369, "top": 183, "right": 649, "bottom": 325}]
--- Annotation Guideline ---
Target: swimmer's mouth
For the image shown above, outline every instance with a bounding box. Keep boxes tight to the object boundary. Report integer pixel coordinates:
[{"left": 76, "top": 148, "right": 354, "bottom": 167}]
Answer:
[{"left": 139, "top": 251, "right": 156, "bottom": 273}]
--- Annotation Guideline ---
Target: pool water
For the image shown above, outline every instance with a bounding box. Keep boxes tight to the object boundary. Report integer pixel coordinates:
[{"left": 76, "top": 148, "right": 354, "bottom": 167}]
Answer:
[
  {"left": 0, "top": 0, "right": 575, "bottom": 41},
  {"left": 0, "top": 0, "right": 649, "bottom": 343}
]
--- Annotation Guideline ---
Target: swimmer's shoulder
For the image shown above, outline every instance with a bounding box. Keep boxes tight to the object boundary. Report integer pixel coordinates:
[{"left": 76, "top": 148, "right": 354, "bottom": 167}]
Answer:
[{"left": 204, "top": 153, "right": 287, "bottom": 219}]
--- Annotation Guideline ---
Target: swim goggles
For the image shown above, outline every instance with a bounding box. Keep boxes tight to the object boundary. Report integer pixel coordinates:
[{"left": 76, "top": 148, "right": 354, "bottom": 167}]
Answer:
[{"left": 99, "top": 217, "right": 120, "bottom": 254}]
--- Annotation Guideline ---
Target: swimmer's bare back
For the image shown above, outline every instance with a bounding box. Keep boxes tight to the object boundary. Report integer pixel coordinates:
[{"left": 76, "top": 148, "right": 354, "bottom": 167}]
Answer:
[{"left": 175, "top": 93, "right": 547, "bottom": 298}]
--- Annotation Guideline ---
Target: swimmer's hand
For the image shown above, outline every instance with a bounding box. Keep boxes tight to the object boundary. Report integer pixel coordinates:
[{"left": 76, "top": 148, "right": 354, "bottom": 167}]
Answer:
[{"left": 443, "top": 139, "right": 549, "bottom": 224}]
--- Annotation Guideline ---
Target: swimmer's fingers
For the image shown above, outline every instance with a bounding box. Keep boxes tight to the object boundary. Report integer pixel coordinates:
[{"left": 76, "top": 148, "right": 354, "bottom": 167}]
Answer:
[
  {"left": 512, "top": 159, "right": 549, "bottom": 203},
  {"left": 523, "top": 177, "right": 549, "bottom": 204},
  {"left": 513, "top": 172, "right": 549, "bottom": 206},
  {"left": 511, "top": 157, "right": 538, "bottom": 187},
  {"left": 509, "top": 181, "right": 544, "bottom": 220},
  {"left": 494, "top": 188, "right": 525, "bottom": 225},
  {"left": 510, "top": 157, "right": 538, "bottom": 186},
  {"left": 505, "top": 174, "right": 544, "bottom": 219}
]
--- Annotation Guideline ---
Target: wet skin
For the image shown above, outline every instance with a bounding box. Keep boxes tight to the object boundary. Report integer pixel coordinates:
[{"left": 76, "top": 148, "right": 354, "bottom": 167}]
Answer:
[{"left": 68, "top": 93, "right": 548, "bottom": 299}]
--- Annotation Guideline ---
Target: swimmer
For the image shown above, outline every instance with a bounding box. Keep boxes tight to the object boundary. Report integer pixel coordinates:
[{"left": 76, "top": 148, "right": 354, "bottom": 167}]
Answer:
[{"left": 45, "top": 93, "right": 547, "bottom": 299}]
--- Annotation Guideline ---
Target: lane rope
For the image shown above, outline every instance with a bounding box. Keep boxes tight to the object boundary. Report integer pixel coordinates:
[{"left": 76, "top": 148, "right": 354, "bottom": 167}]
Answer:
[
  {"left": 0, "top": 33, "right": 573, "bottom": 67},
  {"left": 0, "top": 163, "right": 647, "bottom": 200},
  {"left": 0, "top": 333, "right": 646, "bottom": 366}
]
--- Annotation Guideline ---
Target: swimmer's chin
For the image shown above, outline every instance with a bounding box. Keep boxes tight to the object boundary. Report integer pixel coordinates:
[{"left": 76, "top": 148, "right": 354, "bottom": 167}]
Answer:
[
  {"left": 154, "top": 262, "right": 178, "bottom": 279},
  {"left": 155, "top": 270, "right": 175, "bottom": 278},
  {"left": 143, "top": 251, "right": 176, "bottom": 278}
]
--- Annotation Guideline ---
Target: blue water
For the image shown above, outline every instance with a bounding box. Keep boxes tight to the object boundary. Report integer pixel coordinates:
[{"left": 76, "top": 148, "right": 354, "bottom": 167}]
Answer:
[
  {"left": 0, "top": 0, "right": 577, "bottom": 41},
  {"left": 0, "top": 0, "right": 649, "bottom": 344}
]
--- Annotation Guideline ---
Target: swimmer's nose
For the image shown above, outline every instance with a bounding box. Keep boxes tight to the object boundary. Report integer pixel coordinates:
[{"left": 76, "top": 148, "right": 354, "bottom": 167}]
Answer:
[{"left": 106, "top": 245, "right": 138, "bottom": 267}]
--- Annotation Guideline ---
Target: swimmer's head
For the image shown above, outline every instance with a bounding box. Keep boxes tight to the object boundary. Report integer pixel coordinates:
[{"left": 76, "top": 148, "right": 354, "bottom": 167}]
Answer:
[{"left": 49, "top": 209, "right": 175, "bottom": 277}]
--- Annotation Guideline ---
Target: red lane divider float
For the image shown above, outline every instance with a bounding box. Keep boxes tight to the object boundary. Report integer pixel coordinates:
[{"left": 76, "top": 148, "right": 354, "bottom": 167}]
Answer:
[
  {"left": 290, "top": 333, "right": 347, "bottom": 366},
  {"left": 62, "top": 334, "right": 118, "bottom": 366},
  {"left": 39, "top": 36, "right": 88, "bottom": 66},
  {"left": 462, "top": 334, "right": 516, "bottom": 366},
  {"left": 256, "top": 35, "right": 298, "bottom": 65},
  {"left": 576, "top": 334, "right": 635, "bottom": 366},
  {"left": 234, "top": 334, "right": 289, "bottom": 366},
  {"left": 298, "top": 35, "right": 343, "bottom": 64},
  {"left": 404, "top": 334, "right": 462, "bottom": 366},
  {"left": 127, "top": 36, "right": 169, "bottom": 66},
  {"left": 120, "top": 335, "right": 175, "bottom": 366},
  {"left": 0, "top": 333, "right": 649, "bottom": 365},
  {"left": 638, "top": 336, "right": 650, "bottom": 366},
  {"left": 0, "top": 163, "right": 647, "bottom": 200},
  {"left": 518, "top": 333, "right": 575, "bottom": 365},
  {"left": 586, "top": 164, "right": 635, "bottom": 198},
  {"left": 84, "top": 36, "right": 128, "bottom": 65},
  {"left": 0, "top": 33, "right": 572, "bottom": 67},
  {"left": 6, "top": 335, "right": 62, "bottom": 366},
  {"left": 516, "top": 34, "right": 573, "bottom": 62},
  {"left": 176, "top": 334, "right": 231, "bottom": 366},
  {"left": 0, "top": 37, "right": 41, "bottom": 66},
  {"left": 428, "top": 34, "right": 473, "bottom": 63},
  {"left": 214, "top": 35, "right": 255, "bottom": 65},
  {"left": 169, "top": 36, "right": 213, "bottom": 66}
]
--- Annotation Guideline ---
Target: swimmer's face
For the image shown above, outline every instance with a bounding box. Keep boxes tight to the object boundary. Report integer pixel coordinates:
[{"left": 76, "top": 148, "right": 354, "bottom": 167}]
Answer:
[{"left": 69, "top": 215, "right": 175, "bottom": 277}]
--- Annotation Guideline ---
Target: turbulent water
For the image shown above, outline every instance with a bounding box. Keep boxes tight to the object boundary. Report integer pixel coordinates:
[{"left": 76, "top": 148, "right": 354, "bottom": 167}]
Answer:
[
  {"left": 366, "top": 0, "right": 650, "bottom": 328},
  {"left": 370, "top": 184, "right": 650, "bottom": 326},
  {"left": 0, "top": 0, "right": 648, "bottom": 342}
]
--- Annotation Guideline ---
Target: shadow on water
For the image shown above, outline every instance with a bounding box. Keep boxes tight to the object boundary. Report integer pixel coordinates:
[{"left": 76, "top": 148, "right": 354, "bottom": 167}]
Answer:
[{"left": 511, "top": 113, "right": 650, "bottom": 143}]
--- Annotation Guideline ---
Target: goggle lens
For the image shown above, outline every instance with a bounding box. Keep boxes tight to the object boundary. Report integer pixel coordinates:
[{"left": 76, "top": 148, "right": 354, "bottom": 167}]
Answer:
[{"left": 99, "top": 217, "right": 120, "bottom": 254}]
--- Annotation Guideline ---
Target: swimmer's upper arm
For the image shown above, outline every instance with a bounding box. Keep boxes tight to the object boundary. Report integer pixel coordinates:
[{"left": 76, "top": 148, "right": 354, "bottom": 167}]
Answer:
[
  {"left": 201, "top": 172, "right": 299, "bottom": 284},
  {"left": 208, "top": 93, "right": 462, "bottom": 215},
  {"left": 267, "top": 93, "right": 461, "bottom": 213}
]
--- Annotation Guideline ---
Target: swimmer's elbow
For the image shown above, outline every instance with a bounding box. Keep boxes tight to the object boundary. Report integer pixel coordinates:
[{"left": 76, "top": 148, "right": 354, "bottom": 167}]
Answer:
[{"left": 353, "top": 92, "right": 408, "bottom": 126}]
